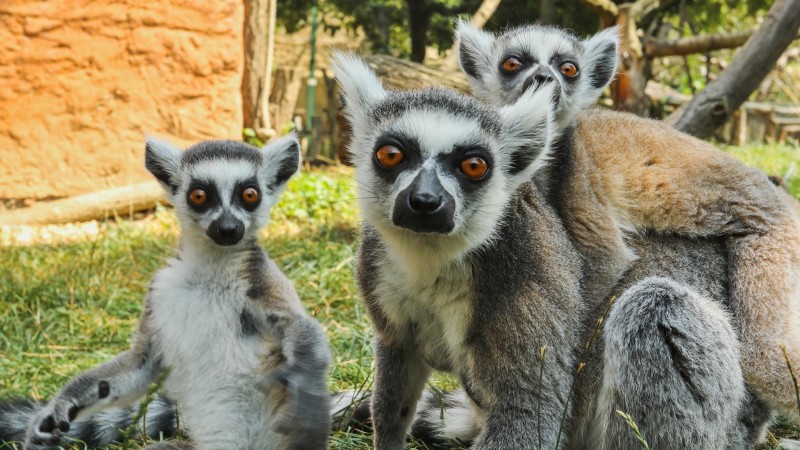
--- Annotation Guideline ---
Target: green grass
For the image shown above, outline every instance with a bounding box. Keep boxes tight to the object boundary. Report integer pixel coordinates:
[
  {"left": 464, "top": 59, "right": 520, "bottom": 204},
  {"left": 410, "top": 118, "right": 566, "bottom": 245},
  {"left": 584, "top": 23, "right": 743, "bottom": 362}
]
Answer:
[
  {"left": 1, "top": 143, "right": 800, "bottom": 449},
  {"left": 723, "top": 142, "right": 800, "bottom": 196}
]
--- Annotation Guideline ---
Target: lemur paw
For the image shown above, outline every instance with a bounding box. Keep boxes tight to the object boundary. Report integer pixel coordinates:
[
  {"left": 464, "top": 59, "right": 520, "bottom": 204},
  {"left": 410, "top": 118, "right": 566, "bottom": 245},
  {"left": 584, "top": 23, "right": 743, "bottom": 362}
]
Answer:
[
  {"left": 257, "top": 364, "right": 330, "bottom": 440},
  {"left": 24, "top": 398, "right": 82, "bottom": 449},
  {"left": 274, "top": 389, "right": 330, "bottom": 449}
]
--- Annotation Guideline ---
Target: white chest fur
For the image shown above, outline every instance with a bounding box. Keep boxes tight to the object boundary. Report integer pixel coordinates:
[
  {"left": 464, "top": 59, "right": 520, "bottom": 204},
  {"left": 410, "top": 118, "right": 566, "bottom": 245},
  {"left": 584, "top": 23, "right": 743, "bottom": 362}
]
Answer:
[
  {"left": 147, "top": 257, "right": 275, "bottom": 448},
  {"left": 376, "top": 257, "right": 474, "bottom": 372}
]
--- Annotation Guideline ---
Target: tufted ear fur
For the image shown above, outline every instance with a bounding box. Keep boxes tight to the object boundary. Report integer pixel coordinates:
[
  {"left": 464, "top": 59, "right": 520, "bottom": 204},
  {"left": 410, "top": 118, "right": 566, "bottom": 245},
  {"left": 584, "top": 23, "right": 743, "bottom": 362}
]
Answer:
[
  {"left": 261, "top": 133, "right": 301, "bottom": 192},
  {"left": 583, "top": 26, "right": 620, "bottom": 94},
  {"left": 331, "top": 52, "right": 388, "bottom": 131},
  {"left": 455, "top": 19, "right": 496, "bottom": 88},
  {"left": 145, "top": 136, "right": 182, "bottom": 195},
  {"left": 499, "top": 83, "right": 557, "bottom": 187}
]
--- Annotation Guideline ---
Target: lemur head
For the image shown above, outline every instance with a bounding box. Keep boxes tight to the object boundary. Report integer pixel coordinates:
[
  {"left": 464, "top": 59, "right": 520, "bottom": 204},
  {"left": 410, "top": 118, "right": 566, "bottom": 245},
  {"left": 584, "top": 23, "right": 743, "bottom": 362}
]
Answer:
[
  {"left": 456, "top": 20, "right": 619, "bottom": 128},
  {"left": 144, "top": 136, "right": 300, "bottom": 249},
  {"left": 333, "top": 53, "right": 556, "bottom": 265}
]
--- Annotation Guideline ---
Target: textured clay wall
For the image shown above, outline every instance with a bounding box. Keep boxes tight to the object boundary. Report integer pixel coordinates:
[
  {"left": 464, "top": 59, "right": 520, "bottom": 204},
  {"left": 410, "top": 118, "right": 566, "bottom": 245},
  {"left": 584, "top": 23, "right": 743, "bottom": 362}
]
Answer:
[{"left": 0, "top": 0, "right": 243, "bottom": 200}]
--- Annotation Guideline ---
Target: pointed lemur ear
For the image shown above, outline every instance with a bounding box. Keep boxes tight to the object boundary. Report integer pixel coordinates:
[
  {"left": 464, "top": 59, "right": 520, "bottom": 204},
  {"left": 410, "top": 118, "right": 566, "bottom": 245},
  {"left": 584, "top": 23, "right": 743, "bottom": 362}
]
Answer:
[
  {"left": 262, "top": 133, "right": 301, "bottom": 191},
  {"left": 455, "top": 19, "right": 495, "bottom": 83},
  {"left": 583, "top": 26, "right": 619, "bottom": 91},
  {"left": 145, "top": 136, "right": 182, "bottom": 194},
  {"left": 499, "top": 84, "right": 557, "bottom": 186},
  {"left": 331, "top": 52, "right": 387, "bottom": 129}
]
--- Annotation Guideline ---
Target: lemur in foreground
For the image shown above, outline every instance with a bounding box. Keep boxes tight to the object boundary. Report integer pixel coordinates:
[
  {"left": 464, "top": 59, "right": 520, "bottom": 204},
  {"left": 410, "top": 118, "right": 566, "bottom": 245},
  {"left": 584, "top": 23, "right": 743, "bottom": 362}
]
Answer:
[
  {"left": 1, "top": 137, "right": 331, "bottom": 450},
  {"left": 456, "top": 20, "right": 800, "bottom": 418},
  {"left": 331, "top": 53, "right": 768, "bottom": 449}
]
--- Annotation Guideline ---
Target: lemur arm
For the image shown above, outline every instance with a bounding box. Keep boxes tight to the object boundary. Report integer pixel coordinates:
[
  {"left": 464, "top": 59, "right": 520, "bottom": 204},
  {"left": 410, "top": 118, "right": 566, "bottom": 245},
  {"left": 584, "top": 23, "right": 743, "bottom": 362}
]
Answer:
[
  {"left": 464, "top": 300, "right": 576, "bottom": 450},
  {"left": 370, "top": 332, "right": 431, "bottom": 450},
  {"left": 252, "top": 308, "right": 332, "bottom": 449},
  {"left": 25, "top": 301, "right": 162, "bottom": 448}
]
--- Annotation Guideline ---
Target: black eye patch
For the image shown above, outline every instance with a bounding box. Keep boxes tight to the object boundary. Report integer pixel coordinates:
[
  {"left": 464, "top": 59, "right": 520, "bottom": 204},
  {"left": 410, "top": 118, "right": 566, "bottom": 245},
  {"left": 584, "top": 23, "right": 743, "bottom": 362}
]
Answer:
[
  {"left": 439, "top": 145, "right": 494, "bottom": 193},
  {"left": 186, "top": 179, "right": 220, "bottom": 213},
  {"left": 234, "top": 176, "right": 262, "bottom": 211},
  {"left": 498, "top": 53, "right": 535, "bottom": 78},
  {"left": 372, "top": 133, "right": 422, "bottom": 184}
]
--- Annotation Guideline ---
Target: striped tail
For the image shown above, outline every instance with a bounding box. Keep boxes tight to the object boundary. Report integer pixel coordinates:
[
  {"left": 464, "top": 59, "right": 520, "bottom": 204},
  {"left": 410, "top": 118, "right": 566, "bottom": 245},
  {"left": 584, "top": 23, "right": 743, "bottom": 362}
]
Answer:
[
  {"left": 0, "top": 394, "right": 179, "bottom": 448},
  {"left": 330, "top": 389, "right": 483, "bottom": 448}
]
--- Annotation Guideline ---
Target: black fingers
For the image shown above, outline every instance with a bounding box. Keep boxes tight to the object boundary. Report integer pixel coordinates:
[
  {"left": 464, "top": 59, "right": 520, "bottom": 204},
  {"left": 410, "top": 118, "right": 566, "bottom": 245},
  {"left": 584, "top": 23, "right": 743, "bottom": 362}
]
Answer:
[{"left": 98, "top": 380, "right": 110, "bottom": 399}]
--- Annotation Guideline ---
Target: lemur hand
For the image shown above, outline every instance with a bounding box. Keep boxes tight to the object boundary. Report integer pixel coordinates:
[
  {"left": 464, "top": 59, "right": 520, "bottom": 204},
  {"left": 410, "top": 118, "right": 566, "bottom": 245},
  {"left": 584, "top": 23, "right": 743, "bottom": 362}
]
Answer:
[
  {"left": 258, "top": 362, "right": 331, "bottom": 447},
  {"left": 23, "top": 396, "right": 79, "bottom": 449}
]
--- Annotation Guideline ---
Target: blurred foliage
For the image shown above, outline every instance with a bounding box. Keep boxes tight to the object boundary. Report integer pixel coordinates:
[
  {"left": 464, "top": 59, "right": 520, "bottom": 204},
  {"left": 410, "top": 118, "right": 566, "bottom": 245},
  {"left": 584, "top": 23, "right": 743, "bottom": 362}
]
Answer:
[
  {"left": 278, "top": 0, "right": 773, "bottom": 63},
  {"left": 650, "top": 0, "right": 773, "bottom": 96}
]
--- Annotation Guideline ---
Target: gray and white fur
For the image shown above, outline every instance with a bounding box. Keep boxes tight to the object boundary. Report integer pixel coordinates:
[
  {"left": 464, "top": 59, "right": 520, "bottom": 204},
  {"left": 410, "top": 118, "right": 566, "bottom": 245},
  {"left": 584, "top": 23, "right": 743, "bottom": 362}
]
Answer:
[
  {"left": 456, "top": 19, "right": 618, "bottom": 130},
  {"left": 332, "top": 53, "right": 775, "bottom": 448},
  {"left": 334, "top": 52, "right": 584, "bottom": 450},
  {"left": 332, "top": 238, "right": 775, "bottom": 449},
  {"left": 2, "top": 136, "right": 331, "bottom": 450}
]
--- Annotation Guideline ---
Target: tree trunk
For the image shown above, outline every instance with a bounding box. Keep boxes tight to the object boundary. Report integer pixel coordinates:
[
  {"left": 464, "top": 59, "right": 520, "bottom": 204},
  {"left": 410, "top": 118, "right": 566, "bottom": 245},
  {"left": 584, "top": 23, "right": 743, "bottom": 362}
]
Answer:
[
  {"left": 364, "top": 54, "right": 470, "bottom": 91},
  {"left": 0, "top": 182, "right": 165, "bottom": 225},
  {"left": 471, "top": 0, "right": 503, "bottom": 28},
  {"left": 242, "top": 0, "right": 273, "bottom": 134},
  {"left": 442, "top": 0, "right": 502, "bottom": 69},
  {"left": 540, "top": 0, "right": 555, "bottom": 24},
  {"left": 407, "top": 1, "right": 433, "bottom": 63},
  {"left": 671, "top": 0, "right": 800, "bottom": 138},
  {"left": 645, "top": 30, "right": 753, "bottom": 57}
]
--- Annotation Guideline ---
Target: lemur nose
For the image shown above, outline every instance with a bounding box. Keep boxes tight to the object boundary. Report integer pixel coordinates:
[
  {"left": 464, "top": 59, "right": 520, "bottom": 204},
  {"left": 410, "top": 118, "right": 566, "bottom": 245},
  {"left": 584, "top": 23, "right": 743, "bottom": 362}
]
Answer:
[
  {"left": 408, "top": 191, "right": 443, "bottom": 214},
  {"left": 218, "top": 222, "right": 240, "bottom": 236},
  {"left": 523, "top": 67, "right": 555, "bottom": 93}
]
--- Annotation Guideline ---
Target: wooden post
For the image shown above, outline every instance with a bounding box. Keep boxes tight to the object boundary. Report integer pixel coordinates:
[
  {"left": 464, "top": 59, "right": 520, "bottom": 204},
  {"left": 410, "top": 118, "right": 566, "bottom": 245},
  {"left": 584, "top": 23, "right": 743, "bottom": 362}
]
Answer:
[
  {"left": 737, "top": 108, "right": 748, "bottom": 146},
  {"left": 242, "top": 0, "right": 275, "bottom": 138}
]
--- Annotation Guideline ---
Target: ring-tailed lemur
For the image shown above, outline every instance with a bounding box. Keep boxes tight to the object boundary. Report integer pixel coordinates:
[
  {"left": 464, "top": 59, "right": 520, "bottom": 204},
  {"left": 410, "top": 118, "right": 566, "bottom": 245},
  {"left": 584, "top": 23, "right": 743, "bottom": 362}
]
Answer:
[
  {"left": 331, "top": 53, "right": 767, "bottom": 449},
  {"left": 456, "top": 20, "right": 800, "bottom": 418},
  {"left": 332, "top": 233, "right": 777, "bottom": 449},
  {"left": 1, "top": 136, "right": 332, "bottom": 450}
]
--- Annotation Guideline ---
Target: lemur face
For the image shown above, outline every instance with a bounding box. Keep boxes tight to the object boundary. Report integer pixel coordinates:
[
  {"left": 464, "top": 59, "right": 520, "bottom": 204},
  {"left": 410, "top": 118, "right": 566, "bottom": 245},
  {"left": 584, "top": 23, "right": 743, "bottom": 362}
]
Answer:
[
  {"left": 456, "top": 21, "right": 619, "bottom": 128},
  {"left": 334, "top": 53, "right": 555, "bottom": 263},
  {"left": 144, "top": 136, "right": 300, "bottom": 248}
]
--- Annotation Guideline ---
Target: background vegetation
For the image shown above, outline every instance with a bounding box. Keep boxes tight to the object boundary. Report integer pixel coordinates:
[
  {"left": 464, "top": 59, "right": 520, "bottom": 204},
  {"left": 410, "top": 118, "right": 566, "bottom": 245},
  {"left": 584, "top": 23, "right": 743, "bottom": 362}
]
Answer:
[{"left": 2, "top": 142, "right": 799, "bottom": 449}]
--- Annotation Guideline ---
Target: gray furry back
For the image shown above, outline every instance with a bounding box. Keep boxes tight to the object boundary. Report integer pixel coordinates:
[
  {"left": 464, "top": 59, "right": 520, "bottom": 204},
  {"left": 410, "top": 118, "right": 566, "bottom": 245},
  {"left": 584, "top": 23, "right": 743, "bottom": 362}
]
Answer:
[{"left": 570, "top": 233, "right": 772, "bottom": 449}]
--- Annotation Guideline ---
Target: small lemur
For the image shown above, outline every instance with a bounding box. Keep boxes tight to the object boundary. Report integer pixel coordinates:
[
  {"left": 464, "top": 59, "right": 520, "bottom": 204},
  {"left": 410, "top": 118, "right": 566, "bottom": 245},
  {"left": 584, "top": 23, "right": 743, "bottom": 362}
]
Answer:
[
  {"left": 2, "top": 136, "right": 332, "bottom": 450},
  {"left": 331, "top": 53, "right": 777, "bottom": 449},
  {"left": 456, "top": 20, "right": 800, "bottom": 417}
]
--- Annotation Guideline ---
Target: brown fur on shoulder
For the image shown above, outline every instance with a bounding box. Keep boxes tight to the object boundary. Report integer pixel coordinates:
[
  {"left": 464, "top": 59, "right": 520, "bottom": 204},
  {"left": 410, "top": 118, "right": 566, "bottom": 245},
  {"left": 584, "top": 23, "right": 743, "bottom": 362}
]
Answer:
[{"left": 556, "top": 107, "right": 800, "bottom": 417}]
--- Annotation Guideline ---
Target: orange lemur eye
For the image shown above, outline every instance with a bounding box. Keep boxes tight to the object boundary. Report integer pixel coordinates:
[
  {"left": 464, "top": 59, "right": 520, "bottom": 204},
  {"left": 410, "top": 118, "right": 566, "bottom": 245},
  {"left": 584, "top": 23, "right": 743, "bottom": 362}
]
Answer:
[
  {"left": 375, "top": 145, "right": 404, "bottom": 168},
  {"left": 242, "top": 187, "right": 260, "bottom": 204},
  {"left": 560, "top": 61, "right": 578, "bottom": 77},
  {"left": 460, "top": 157, "right": 489, "bottom": 180},
  {"left": 189, "top": 189, "right": 207, "bottom": 206},
  {"left": 501, "top": 57, "right": 523, "bottom": 73}
]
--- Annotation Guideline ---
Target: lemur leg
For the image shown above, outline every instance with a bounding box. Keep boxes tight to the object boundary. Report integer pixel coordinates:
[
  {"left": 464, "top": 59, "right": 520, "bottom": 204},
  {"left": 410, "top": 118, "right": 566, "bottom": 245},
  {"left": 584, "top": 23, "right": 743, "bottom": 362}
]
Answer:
[
  {"left": 727, "top": 206, "right": 800, "bottom": 416},
  {"left": 729, "top": 388, "right": 774, "bottom": 449},
  {"left": 370, "top": 335, "right": 431, "bottom": 450},
  {"left": 594, "top": 277, "right": 747, "bottom": 450},
  {"left": 25, "top": 307, "right": 161, "bottom": 450},
  {"left": 254, "top": 312, "right": 332, "bottom": 450}
]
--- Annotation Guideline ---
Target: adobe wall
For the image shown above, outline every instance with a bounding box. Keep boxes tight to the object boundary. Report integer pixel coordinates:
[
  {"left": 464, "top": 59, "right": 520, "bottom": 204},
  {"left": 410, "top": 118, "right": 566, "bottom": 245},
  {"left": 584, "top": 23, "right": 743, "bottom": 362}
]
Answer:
[{"left": 0, "top": 0, "right": 244, "bottom": 201}]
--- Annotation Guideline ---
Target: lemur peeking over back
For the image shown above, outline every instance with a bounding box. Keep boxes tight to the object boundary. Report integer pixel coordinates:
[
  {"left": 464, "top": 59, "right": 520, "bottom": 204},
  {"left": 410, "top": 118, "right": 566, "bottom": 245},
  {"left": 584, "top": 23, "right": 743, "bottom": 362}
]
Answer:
[
  {"left": 456, "top": 20, "right": 800, "bottom": 418},
  {"left": 1, "top": 136, "right": 331, "bottom": 450},
  {"left": 332, "top": 52, "right": 767, "bottom": 449}
]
